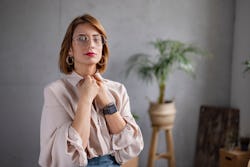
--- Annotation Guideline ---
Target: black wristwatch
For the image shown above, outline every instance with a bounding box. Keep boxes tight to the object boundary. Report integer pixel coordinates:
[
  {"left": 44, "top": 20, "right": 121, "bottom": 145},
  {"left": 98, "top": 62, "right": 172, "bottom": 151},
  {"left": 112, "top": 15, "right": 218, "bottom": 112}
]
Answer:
[{"left": 103, "top": 103, "right": 117, "bottom": 115}]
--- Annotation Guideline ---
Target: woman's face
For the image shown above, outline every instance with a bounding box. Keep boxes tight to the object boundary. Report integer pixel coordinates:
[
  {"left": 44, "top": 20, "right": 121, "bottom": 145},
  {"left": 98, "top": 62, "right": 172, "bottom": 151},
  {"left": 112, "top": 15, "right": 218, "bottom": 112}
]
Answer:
[{"left": 69, "top": 23, "right": 104, "bottom": 71}]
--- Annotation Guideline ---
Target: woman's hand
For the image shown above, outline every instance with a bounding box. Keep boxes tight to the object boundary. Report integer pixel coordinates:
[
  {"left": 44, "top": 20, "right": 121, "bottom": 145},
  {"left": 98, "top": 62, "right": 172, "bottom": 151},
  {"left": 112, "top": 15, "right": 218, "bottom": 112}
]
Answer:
[
  {"left": 73, "top": 75, "right": 99, "bottom": 148},
  {"left": 93, "top": 73, "right": 113, "bottom": 108},
  {"left": 77, "top": 75, "right": 100, "bottom": 104},
  {"left": 93, "top": 73, "right": 126, "bottom": 134}
]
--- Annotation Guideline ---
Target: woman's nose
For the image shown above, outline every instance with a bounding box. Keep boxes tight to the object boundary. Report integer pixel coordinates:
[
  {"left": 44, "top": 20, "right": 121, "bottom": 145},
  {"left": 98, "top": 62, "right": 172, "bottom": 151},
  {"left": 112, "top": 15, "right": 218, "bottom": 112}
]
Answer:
[{"left": 88, "top": 38, "right": 95, "bottom": 48}]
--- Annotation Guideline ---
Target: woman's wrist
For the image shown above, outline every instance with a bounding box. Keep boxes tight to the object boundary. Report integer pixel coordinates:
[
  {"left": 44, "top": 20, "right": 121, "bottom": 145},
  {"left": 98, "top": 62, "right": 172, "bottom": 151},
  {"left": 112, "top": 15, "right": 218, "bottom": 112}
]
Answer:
[
  {"left": 98, "top": 97, "right": 113, "bottom": 109},
  {"left": 102, "top": 102, "right": 117, "bottom": 115},
  {"left": 78, "top": 97, "right": 93, "bottom": 109}
]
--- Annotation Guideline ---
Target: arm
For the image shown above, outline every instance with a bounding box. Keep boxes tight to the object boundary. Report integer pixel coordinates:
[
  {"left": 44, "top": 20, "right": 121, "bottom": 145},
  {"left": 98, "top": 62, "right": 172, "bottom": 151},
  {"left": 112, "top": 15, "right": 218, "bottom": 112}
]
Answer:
[
  {"left": 95, "top": 88, "right": 126, "bottom": 134},
  {"left": 39, "top": 84, "right": 88, "bottom": 167},
  {"left": 110, "top": 85, "right": 144, "bottom": 164},
  {"left": 94, "top": 74, "right": 126, "bottom": 134},
  {"left": 71, "top": 75, "right": 99, "bottom": 149},
  {"left": 104, "top": 112, "right": 126, "bottom": 134},
  {"left": 93, "top": 74, "right": 143, "bottom": 164}
]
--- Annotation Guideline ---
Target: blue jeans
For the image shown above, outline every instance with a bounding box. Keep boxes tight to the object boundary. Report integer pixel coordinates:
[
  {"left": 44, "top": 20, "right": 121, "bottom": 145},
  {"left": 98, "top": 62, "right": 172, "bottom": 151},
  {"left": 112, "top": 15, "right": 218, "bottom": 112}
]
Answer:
[{"left": 87, "top": 155, "right": 120, "bottom": 167}]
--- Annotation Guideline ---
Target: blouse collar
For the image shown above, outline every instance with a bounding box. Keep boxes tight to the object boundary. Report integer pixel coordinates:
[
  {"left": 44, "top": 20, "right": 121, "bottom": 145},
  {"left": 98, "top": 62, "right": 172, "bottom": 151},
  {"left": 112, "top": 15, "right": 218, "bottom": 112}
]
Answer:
[{"left": 65, "top": 71, "right": 103, "bottom": 87}]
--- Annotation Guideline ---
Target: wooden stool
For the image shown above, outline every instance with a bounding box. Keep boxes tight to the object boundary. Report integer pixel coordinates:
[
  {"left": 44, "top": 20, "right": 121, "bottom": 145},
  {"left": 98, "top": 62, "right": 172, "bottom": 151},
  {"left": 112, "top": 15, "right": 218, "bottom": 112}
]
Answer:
[{"left": 148, "top": 126, "right": 175, "bottom": 167}]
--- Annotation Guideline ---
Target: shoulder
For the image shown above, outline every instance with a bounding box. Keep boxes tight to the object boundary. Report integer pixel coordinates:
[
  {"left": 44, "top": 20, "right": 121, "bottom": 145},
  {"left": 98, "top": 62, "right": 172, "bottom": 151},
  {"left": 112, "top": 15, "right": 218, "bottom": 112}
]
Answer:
[
  {"left": 45, "top": 79, "right": 65, "bottom": 90},
  {"left": 43, "top": 79, "right": 67, "bottom": 95},
  {"left": 103, "top": 78, "right": 127, "bottom": 93},
  {"left": 104, "top": 78, "right": 123, "bottom": 88}
]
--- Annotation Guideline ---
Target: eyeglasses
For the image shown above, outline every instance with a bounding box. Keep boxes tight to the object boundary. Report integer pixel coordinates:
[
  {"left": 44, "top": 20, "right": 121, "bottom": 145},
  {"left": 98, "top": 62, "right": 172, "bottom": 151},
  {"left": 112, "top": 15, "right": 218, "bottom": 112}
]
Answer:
[{"left": 72, "top": 34, "right": 106, "bottom": 48}]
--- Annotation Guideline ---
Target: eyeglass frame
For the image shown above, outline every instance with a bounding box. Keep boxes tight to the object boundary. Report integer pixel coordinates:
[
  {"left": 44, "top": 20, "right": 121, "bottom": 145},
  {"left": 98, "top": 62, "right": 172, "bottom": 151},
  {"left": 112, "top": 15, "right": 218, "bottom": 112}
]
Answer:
[{"left": 72, "top": 33, "right": 107, "bottom": 48}]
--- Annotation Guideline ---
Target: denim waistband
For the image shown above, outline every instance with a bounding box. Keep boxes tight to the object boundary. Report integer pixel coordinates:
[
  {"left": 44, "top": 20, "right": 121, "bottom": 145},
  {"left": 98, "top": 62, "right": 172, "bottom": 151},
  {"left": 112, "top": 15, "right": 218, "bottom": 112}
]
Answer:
[{"left": 87, "top": 154, "right": 120, "bottom": 167}]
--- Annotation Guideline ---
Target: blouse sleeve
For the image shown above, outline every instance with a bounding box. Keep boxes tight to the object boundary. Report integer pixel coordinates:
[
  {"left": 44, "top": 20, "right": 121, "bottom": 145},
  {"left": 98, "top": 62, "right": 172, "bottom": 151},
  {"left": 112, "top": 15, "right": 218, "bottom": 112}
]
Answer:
[
  {"left": 111, "top": 85, "right": 144, "bottom": 164},
  {"left": 38, "top": 85, "right": 88, "bottom": 167}
]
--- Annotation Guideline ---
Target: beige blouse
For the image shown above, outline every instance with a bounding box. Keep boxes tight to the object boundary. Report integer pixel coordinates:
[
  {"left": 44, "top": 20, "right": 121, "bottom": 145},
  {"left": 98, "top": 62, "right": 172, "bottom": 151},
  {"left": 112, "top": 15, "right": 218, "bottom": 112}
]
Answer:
[{"left": 38, "top": 71, "right": 144, "bottom": 167}]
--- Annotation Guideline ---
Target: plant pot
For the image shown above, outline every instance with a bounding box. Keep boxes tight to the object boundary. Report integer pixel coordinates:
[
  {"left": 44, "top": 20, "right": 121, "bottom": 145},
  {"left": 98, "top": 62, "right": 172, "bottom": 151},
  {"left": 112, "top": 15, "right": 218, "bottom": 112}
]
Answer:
[{"left": 148, "top": 101, "right": 176, "bottom": 128}]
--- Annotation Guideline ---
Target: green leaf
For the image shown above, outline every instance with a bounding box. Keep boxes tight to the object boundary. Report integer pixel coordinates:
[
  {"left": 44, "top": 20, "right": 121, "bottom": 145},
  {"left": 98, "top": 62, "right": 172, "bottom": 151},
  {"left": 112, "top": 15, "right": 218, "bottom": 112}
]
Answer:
[
  {"left": 125, "top": 38, "right": 209, "bottom": 103},
  {"left": 132, "top": 113, "right": 139, "bottom": 121}
]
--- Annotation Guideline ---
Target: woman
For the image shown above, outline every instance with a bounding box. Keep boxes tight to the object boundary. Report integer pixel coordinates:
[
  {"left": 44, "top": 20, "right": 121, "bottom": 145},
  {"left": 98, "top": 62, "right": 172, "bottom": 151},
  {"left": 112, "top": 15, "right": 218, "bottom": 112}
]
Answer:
[{"left": 38, "top": 14, "right": 144, "bottom": 167}]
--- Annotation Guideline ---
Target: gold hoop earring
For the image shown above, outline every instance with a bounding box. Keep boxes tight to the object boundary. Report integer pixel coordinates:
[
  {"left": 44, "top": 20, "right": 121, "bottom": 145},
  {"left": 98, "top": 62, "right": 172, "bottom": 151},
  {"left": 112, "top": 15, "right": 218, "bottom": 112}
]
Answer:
[
  {"left": 97, "top": 56, "right": 105, "bottom": 66},
  {"left": 66, "top": 56, "right": 74, "bottom": 66}
]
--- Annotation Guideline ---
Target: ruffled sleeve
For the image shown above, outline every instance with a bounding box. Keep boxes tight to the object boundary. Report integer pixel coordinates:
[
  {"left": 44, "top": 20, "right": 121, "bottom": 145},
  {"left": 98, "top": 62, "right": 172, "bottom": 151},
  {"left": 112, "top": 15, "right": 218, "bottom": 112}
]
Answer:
[
  {"left": 111, "top": 85, "right": 144, "bottom": 164},
  {"left": 38, "top": 85, "right": 88, "bottom": 167}
]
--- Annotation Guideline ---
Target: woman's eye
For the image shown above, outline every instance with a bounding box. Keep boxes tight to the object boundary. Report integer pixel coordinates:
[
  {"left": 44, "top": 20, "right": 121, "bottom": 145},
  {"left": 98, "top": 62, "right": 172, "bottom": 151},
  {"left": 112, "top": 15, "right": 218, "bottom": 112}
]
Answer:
[
  {"left": 93, "top": 36, "right": 101, "bottom": 43},
  {"left": 78, "top": 36, "right": 88, "bottom": 41}
]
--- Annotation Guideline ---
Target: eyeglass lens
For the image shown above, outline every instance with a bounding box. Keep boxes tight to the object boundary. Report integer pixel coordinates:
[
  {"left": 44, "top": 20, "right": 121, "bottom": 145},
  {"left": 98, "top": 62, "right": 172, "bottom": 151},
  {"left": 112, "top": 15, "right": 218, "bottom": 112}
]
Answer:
[{"left": 74, "top": 34, "right": 105, "bottom": 47}]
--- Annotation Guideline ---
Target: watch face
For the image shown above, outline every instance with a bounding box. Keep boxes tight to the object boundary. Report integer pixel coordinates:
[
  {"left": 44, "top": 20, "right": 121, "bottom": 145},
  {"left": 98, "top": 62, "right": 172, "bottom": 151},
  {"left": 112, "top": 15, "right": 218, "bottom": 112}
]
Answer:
[{"left": 103, "top": 103, "right": 117, "bottom": 115}]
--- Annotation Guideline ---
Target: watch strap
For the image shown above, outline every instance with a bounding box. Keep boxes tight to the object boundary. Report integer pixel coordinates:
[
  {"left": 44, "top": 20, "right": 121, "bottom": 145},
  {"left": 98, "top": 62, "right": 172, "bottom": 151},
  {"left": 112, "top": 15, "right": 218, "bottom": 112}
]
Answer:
[{"left": 103, "top": 103, "right": 117, "bottom": 115}]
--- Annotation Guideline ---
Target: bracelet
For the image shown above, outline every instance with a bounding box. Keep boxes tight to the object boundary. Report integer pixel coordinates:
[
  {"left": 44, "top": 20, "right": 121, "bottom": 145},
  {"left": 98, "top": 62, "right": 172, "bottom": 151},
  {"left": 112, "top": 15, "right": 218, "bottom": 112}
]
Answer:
[{"left": 103, "top": 102, "right": 117, "bottom": 115}]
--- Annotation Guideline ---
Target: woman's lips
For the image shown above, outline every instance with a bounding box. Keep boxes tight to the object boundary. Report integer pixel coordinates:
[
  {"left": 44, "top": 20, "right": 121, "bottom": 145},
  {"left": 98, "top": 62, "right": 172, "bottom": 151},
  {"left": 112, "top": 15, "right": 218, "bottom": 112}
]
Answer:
[{"left": 85, "top": 52, "right": 95, "bottom": 57}]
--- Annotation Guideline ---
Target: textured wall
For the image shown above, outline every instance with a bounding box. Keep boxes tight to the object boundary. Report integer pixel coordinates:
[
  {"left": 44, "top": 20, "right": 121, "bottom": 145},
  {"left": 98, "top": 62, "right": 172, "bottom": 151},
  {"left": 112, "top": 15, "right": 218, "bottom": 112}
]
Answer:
[
  {"left": 231, "top": 0, "right": 250, "bottom": 137},
  {"left": 0, "top": 0, "right": 61, "bottom": 166},
  {"left": 0, "top": 0, "right": 235, "bottom": 166}
]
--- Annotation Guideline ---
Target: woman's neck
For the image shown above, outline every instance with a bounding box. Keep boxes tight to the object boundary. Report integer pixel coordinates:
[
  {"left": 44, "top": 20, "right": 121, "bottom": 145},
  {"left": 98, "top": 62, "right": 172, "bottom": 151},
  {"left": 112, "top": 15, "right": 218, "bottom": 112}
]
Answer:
[{"left": 74, "top": 66, "right": 97, "bottom": 77}]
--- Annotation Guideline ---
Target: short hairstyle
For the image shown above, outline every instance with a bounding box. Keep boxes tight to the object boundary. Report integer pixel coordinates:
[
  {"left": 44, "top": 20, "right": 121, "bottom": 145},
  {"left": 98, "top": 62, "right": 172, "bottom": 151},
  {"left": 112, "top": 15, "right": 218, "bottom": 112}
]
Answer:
[{"left": 59, "top": 14, "right": 109, "bottom": 74}]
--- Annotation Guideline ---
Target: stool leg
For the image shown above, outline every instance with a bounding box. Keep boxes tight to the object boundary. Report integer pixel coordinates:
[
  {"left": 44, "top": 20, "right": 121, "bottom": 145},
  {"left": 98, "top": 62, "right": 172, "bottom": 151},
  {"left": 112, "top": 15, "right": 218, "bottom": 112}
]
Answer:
[
  {"left": 148, "top": 127, "right": 159, "bottom": 167},
  {"left": 166, "top": 130, "right": 175, "bottom": 167}
]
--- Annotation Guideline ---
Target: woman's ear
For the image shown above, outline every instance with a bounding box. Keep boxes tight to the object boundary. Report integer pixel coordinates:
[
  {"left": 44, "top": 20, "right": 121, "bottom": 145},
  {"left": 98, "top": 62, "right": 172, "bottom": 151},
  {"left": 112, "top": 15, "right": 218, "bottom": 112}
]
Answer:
[{"left": 68, "top": 47, "right": 73, "bottom": 56}]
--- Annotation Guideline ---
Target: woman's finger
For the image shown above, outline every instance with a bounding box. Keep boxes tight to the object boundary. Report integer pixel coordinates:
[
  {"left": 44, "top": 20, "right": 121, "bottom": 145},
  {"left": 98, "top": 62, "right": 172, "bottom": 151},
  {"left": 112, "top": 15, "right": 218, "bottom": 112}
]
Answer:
[
  {"left": 77, "top": 79, "right": 84, "bottom": 87},
  {"left": 93, "top": 73, "right": 102, "bottom": 82}
]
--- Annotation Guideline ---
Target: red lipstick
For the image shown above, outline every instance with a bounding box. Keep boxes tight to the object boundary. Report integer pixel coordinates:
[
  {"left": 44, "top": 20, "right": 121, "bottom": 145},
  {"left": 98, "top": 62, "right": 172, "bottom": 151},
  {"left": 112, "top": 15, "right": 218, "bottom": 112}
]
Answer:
[{"left": 85, "top": 52, "right": 95, "bottom": 57}]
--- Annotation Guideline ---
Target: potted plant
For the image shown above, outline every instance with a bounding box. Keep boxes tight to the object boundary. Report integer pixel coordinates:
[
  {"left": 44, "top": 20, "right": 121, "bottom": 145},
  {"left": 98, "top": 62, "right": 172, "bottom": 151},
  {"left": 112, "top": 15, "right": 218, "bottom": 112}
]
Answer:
[{"left": 126, "top": 39, "right": 208, "bottom": 127}]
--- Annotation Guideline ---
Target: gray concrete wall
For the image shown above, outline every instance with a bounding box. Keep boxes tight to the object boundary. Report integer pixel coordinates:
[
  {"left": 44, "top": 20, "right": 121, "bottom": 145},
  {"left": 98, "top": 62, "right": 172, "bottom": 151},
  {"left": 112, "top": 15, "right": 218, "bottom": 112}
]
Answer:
[
  {"left": 231, "top": 0, "right": 250, "bottom": 137},
  {"left": 0, "top": 0, "right": 235, "bottom": 166}
]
